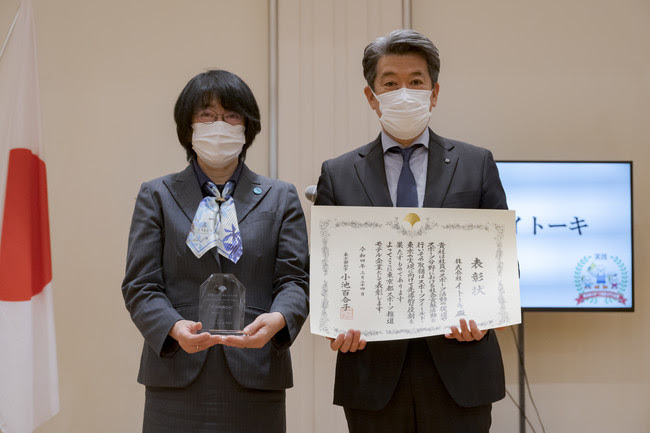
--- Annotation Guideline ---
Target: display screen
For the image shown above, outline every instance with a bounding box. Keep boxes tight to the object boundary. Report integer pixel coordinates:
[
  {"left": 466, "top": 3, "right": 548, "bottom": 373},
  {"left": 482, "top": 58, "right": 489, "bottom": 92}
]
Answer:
[{"left": 496, "top": 161, "right": 634, "bottom": 311}]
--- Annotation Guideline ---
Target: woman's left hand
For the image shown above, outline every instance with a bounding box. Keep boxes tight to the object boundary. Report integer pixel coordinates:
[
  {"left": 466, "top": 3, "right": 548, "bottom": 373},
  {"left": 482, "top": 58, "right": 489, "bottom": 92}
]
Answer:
[{"left": 219, "top": 312, "right": 286, "bottom": 349}]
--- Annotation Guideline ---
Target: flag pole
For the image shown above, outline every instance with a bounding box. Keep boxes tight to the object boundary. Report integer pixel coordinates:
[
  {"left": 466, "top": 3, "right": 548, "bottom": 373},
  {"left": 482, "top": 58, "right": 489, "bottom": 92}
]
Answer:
[{"left": 0, "top": 7, "right": 20, "bottom": 61}]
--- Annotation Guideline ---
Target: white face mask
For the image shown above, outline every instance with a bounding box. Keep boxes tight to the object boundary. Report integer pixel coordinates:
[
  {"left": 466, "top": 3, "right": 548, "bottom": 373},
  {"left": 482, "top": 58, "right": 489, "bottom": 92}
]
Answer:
[
  {"left": 192, "top": 121, "right": 246, "bottom": 169},
  {"left": 373, "top": 88, "right": 433, "bottom": 140}
]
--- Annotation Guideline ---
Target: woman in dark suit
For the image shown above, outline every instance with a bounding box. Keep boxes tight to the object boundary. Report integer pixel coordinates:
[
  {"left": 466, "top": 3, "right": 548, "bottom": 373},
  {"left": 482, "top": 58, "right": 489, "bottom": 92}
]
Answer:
[{"left": 122, "top": 69, "right": 309, "bottom": 433}]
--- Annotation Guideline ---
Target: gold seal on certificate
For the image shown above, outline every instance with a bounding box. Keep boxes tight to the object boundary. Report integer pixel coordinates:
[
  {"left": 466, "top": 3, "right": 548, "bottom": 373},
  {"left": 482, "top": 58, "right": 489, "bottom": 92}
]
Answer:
[{"left": 198, "top": 273, "right": 246, "bottom": 335}]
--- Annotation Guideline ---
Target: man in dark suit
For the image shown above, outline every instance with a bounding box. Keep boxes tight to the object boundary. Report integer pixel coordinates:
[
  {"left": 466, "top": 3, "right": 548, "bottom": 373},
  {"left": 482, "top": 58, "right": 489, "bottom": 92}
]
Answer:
[{"left": 315, "top": 29, "right": 507, "bottom": 433}]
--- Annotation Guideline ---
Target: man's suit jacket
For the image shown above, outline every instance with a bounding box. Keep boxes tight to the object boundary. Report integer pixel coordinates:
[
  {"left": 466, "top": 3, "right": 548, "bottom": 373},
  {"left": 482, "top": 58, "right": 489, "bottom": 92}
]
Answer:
[
  {"left": 122, "top": 163, "right": 309, "bottom": 391},
  {"left": 315, "top": 129, "right": 507, "bottom": 410}
]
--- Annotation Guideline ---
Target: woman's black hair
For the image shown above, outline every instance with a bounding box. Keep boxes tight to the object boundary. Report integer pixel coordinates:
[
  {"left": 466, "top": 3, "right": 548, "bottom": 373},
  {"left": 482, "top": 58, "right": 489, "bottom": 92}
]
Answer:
[{"left": 173, "top": 69, "right": 261, "bottom": 162}]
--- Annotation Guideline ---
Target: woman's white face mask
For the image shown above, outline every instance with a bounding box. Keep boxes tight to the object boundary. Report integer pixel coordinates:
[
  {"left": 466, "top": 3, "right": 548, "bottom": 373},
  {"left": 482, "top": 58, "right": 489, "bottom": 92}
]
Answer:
[
  {"left": 373, "top": 87, "right": 433, "bottom": 140},
  {"left": 191, "top": 121, "right": 246, "bottom": 169}
]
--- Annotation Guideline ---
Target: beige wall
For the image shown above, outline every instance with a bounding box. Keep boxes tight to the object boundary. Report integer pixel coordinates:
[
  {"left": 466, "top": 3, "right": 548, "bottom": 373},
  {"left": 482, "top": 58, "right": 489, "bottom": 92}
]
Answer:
[
  {"left": 0, "top": 0, "right": 648, "bottom": 431},
  {"left": 411, "top": 0, "right": 650, "bottom": 431},
  {"left": 277, "top": 3, "right": 403, "bottom": 431},
  {"left": 1, "top": 0, "right": 270, "bottom": 431}
]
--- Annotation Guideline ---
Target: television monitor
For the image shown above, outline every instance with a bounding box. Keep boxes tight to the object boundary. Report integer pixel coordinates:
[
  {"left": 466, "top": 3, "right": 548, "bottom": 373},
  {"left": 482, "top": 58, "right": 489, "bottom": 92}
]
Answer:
[{"left": 495, "top": 161, "right": 634, "bottom": 311}]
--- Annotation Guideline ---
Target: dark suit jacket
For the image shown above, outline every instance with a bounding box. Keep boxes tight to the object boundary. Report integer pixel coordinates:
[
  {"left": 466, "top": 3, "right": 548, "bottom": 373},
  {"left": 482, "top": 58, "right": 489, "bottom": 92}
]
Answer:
[
  {"left": 122, "top": 163, "right": 309, "bottom": 390},
  {"left": 315, "top": 129, "right": 507, "bottom": 410}
]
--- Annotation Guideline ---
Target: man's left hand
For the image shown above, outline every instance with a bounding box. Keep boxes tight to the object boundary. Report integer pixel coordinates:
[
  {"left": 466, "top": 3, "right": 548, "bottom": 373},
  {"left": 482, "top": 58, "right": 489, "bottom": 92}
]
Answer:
[{"left": 445, "top": 318, "right": 487, "bottom": 342}]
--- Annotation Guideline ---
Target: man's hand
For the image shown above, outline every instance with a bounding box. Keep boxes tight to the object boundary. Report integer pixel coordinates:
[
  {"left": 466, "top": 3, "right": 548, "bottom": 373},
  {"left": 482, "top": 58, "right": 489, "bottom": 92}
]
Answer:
[
  {"left": 169, "top": 320, "right": 221, "bottom": 353},
  {"left": 220, "top": 312, "right": 286, "bottom": 349},
  {"left": 445, "top": 318, "right": 487, "bottom": 342},
  {"left": 328, "top": 329, "right": 367, "bottom": 353}
]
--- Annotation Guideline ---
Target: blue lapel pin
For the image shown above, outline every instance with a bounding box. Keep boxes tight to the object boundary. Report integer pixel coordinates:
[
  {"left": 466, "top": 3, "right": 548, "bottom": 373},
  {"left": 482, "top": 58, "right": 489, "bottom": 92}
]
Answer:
[{"left": 253, "top": 187, "right": 262, "bottom": 195}]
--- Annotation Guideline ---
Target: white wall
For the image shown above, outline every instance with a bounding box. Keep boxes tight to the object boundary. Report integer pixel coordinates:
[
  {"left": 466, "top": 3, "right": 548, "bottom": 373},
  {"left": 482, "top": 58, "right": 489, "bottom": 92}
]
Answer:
[{"left": 0, "top": 0, "right": 647, "bottom": 431}]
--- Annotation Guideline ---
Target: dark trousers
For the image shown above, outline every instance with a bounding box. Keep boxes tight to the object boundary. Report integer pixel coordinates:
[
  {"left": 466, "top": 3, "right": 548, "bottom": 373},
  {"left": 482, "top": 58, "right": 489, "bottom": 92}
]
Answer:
[{"left": 343, "top": 338, "right": 492, "bottom": 433}]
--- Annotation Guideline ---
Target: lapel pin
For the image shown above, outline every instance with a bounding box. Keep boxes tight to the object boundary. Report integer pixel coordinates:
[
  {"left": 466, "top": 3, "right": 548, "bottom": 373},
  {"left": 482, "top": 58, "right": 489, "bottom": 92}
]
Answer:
[
  {"left": 444, "top": 158, "right": 450, "bottom": 164},
  {"left": 253, "top": 187, "right": 262, "bottom": 195}
]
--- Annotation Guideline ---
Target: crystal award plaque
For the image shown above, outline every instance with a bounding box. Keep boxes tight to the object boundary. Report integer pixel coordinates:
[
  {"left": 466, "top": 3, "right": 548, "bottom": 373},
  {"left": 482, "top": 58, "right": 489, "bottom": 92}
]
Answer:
[{"left": 198, "top": 273, "right": 246, "bottom": 335}]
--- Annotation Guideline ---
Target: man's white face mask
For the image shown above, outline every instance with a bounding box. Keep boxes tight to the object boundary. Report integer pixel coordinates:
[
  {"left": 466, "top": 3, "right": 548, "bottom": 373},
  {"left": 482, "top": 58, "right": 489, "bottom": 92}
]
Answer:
[
  {"left": 373, "top": 87, "right": 433, "bottom": 140},
  {"left": 191, "top": 121, "right": 245, "bottom": 169}
]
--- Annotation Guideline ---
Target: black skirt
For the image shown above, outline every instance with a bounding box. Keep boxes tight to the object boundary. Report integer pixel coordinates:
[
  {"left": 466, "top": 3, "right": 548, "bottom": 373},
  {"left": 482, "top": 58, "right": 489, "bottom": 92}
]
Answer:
[{"left": 143, "top": 345, "right": 286, "bottom": 433}]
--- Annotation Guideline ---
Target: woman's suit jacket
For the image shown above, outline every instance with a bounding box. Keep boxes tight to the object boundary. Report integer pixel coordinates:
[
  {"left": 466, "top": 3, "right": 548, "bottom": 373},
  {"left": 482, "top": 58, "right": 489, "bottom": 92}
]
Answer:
[
  {"left": 315, "top": 129, "right": 507, "bottom": 410},
  {"left": 122, "top": 163, "right": 309, "bottom": 391}
]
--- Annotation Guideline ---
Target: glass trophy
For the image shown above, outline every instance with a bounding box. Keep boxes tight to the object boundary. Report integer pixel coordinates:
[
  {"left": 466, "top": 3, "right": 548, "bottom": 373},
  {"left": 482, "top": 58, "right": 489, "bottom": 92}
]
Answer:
[{"left": 198, "top": 273, "right": 246, "bottom": 335}]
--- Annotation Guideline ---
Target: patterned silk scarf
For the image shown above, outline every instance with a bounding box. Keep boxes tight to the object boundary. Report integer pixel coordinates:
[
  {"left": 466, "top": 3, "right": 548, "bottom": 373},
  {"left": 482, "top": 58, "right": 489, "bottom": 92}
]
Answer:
[{"left": 186, "top": 180, "right": 243, "bottom": 263}]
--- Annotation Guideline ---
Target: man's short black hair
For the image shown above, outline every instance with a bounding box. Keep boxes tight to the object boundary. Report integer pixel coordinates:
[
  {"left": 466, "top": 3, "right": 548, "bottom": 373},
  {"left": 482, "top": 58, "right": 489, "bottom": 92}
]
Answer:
[{"left": 363, "top": 29, "right": 441, "bottom": 91}]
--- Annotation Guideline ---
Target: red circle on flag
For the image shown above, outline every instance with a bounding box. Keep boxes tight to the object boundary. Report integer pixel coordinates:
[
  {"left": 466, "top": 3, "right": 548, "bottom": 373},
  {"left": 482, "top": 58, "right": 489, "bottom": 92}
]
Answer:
[{"left": 0, "top": 148, "right": 52, "bottom": 301}]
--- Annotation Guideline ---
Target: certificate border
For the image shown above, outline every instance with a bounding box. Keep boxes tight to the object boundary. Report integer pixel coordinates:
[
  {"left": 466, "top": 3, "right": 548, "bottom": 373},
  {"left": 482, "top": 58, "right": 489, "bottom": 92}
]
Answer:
[{"left": 316, "top": 216, "right": 509, "bottom": 339}]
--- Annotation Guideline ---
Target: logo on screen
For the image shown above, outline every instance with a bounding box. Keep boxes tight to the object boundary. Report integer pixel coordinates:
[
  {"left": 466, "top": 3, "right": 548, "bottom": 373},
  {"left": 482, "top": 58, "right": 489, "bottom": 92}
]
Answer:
[{"left": 574, "top": 254, "right": 629, "bottom": 306}]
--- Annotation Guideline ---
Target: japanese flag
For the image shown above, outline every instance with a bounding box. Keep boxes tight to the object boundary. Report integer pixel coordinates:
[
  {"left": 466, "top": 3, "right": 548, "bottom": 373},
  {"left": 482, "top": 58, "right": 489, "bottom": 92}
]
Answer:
[{"left": 0, "top": 1, "right": 60, "bottom": 432}]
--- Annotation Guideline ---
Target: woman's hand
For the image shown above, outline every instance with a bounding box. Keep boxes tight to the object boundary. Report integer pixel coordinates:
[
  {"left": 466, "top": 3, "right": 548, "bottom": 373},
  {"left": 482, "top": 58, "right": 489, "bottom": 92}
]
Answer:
[
  {"left": 220, "top": 312, "right": 286, "bottom": 349},
  {"left": 169, "top": 320, "right": 220, "bottom": 353}
]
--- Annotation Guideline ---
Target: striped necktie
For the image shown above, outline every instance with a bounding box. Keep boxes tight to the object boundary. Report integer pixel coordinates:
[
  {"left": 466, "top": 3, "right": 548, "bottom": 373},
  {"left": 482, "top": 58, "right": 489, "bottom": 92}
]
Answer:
[{"left": 186, "top": 180, "right": 243, "bottom": 263}]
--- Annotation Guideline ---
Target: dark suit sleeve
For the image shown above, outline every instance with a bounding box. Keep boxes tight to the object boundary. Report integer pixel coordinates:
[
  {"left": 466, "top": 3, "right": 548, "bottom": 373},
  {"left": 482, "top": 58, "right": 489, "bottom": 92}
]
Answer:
[
  {"left": 269, "top": 184, "right": 310, "bottom": 351},
  {"left": 480, "top": 150, "right": 508, "bottom": 210},
  {"left": 121, "top": 182, "right": 184, "bottom": 357},
  {"left": 314, "top": 160, "right": 335, "bottom": 206}
]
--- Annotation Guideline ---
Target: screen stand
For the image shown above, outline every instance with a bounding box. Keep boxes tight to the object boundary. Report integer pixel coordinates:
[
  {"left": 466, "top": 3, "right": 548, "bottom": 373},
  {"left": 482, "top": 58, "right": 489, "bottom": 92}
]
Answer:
[{"left": 518, "top": 311, "right": 526, "bottom": 433}]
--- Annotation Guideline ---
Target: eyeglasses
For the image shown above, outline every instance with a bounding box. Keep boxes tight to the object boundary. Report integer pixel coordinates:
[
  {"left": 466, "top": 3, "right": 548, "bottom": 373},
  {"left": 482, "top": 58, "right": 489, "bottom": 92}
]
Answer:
[{"left": 194, "top": 108, "right": 244, "bottom": 125}]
